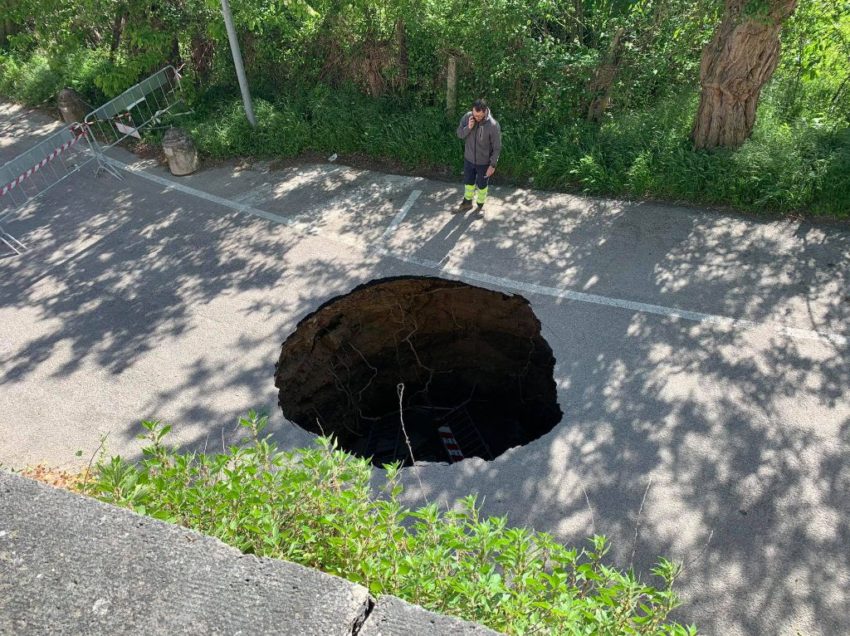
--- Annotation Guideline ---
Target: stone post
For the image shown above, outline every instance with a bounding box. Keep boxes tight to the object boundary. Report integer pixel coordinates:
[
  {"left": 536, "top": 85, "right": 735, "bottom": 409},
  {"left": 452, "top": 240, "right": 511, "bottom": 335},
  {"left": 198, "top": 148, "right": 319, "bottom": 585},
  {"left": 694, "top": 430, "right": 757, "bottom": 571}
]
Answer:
[
  {"left": 161, "top": 127, "right": 199, "bottom": 176},
  {"left": 57, "top": 88, "right": 89, "bottom": 125}
]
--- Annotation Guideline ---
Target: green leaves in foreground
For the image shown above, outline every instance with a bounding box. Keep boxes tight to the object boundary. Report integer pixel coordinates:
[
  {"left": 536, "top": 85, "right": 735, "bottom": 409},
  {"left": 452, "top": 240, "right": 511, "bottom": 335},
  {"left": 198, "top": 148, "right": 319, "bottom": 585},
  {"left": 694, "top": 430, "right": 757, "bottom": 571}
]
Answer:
[{"left": 85, "top": 412, "right": 696, "bottom": 635}]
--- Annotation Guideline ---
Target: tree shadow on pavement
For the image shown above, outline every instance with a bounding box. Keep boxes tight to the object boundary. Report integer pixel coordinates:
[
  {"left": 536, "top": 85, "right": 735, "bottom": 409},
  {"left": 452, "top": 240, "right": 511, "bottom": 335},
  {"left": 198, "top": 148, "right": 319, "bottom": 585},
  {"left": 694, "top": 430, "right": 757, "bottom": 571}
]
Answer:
[
  {"left": 365, "top": 183, "right": 850, "bottom": 635},
  {"left": 1, "top": 159, "right": 848, "bottom": 635}
]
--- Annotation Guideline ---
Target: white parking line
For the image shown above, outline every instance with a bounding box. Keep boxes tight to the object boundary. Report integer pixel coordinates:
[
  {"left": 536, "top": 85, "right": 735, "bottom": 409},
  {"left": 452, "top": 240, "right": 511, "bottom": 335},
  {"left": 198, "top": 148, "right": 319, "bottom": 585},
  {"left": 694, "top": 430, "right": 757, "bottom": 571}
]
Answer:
[
  {"left": 380, "top": 190, "right": 422, "bottom": 244},
  {"left": 101, "top": 156, "right": 313, "bottom": 232},
  {"left": 390, "top": 252, "right": 847, "bottom": 346},
  {"left": 103, "top": 155, "right": 848, "bottom": 347}
]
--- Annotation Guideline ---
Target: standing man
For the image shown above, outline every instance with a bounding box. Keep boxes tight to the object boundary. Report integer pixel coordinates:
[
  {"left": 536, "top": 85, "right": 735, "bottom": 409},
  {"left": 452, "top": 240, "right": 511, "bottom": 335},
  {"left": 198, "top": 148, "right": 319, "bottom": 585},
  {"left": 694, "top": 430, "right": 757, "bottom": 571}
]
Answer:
[{"left": 456, "top": 99, "right": 501, "bottom": 216}]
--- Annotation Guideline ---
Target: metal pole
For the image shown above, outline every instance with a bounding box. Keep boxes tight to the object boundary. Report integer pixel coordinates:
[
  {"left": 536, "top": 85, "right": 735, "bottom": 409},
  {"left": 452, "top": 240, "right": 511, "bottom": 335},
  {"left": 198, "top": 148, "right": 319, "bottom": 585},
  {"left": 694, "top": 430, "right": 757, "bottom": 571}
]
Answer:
[{"left": 220, "top": 0, "right": 256, "bottom": 127}]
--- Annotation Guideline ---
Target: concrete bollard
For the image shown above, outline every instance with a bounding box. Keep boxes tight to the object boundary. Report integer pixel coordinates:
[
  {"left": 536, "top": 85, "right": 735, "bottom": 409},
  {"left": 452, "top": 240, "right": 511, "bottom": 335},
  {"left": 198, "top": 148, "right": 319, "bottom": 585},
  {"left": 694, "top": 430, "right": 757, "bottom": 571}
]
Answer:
[
  {"left": 57, "top": 88, "right": 89, "bottom": 125},
  {"left": 161, "top": 127, "right": 199, "bottom": 176}
]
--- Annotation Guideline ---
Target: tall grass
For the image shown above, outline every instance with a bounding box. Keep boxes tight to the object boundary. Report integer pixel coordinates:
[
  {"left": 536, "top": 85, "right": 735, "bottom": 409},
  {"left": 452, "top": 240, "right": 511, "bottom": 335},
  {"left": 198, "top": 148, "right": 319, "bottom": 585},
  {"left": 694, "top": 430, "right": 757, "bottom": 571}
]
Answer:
[{"left": 191, "top": 87, "right": 458, "bottom": 171}]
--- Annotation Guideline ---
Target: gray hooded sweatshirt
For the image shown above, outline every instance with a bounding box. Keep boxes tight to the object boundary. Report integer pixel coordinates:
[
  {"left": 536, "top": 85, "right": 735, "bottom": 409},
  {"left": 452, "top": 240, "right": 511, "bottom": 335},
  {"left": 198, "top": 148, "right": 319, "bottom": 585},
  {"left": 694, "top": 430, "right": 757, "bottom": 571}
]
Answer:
[{"left": 457, "top": 110, "right": 502, "bottom": 167}]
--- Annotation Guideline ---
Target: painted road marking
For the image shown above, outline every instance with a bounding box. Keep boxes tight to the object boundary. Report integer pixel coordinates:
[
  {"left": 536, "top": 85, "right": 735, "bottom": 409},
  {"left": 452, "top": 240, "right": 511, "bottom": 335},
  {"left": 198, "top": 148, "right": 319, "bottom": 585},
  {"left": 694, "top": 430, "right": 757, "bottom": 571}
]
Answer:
[
  {"left": 380, "top": 189, "right": 422, "bottom": 244},
  {"left": 102, "top": 155, "right": 848, "bottom": 347},
  {"left": 101, "top": 156, "right": 313, "bottom": 232},
  {"left": 392, "top": 252, "right": 847, "bottom": 346}
]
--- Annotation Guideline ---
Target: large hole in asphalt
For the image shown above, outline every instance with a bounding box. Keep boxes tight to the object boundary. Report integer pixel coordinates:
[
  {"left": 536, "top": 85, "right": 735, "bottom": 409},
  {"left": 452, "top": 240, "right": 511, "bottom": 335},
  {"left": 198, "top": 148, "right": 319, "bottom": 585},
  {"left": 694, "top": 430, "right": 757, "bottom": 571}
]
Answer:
[{"left": 275, "top": 276, "right": 563, "bottom": 467}]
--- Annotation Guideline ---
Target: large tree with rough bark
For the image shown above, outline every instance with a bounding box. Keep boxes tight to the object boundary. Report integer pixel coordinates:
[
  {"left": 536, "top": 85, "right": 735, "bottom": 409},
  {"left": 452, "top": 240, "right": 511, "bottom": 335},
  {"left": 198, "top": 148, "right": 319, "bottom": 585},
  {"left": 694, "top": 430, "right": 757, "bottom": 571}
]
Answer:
[{"left": 692, "top": 0, "right": 798, "bottom": 150}]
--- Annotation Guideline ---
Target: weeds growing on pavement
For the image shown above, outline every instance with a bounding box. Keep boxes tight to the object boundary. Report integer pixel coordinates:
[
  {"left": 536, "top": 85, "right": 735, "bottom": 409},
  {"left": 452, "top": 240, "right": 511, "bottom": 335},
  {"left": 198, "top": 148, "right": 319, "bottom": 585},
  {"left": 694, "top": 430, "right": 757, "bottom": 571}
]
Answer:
[{"left": 84, "top": 411, "right": 696, "bottom": 635}]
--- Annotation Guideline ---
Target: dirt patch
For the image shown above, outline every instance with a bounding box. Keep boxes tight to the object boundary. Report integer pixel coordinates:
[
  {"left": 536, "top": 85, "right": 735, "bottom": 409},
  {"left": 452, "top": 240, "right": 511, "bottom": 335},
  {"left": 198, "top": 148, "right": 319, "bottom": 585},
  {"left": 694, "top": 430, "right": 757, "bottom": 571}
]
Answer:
[{"left": 18, "top": 465, "right": 88, "bottom": 492}]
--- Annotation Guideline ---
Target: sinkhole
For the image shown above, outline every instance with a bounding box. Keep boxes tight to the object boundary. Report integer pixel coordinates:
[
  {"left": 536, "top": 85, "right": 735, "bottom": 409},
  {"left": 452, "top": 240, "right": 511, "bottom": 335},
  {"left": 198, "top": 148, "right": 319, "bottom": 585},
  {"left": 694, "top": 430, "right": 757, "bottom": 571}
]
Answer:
[{"left": 274, "top": 276, "right": 562, "bottom": 467}]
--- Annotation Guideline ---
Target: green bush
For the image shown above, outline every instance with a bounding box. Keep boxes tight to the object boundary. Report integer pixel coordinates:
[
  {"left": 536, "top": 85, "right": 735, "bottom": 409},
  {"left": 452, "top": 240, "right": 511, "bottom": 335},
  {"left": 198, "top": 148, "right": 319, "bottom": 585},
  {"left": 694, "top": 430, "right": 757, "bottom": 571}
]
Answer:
[
  {"left": 0, "top": 52, "right": 61, "bottom": 105},
  {"left": 189, "top": 89, "right": 458, "bottom": 169},
  {"left": 85, "top": 412, "right": 696, "bottom": 635},
  {"left": 510, "top": 94, "right": 849, "bottom": 217},
  {"left": 192, "top": 99, "right": 309, "bottom": 158},
  {"left": 0, "top": 48, "right": 109, "bottom": 106}
]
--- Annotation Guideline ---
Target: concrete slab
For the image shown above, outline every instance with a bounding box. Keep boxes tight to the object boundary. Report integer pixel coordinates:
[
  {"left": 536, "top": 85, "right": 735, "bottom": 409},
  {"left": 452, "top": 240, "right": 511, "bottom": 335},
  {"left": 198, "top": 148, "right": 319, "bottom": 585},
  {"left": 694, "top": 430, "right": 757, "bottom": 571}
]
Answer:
[
  {"left": 1, "top": 103, "right": 848, "bottom": 635},
  {"left": 360, "top": 595, "right": 501, "bottom": 635},
  {"left": 0, "top": 471, "right": 372, "bottom": 635}
]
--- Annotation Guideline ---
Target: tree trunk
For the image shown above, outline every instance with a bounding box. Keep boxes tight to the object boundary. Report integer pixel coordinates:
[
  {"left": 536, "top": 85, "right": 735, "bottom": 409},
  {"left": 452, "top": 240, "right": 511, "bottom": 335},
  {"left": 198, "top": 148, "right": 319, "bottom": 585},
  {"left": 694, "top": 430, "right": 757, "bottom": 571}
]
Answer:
[
  {"left": 586, "top": 27, "right": 625, "bottom": 123},
  {"left": 190, "top": 35, "right": 215, "bottom": 85},
  {"left": 168, "top": 36, "right": 180, "bottom": 68},
  {"left": 691, "top": 0, "right": 797, "bottom": 150},
  {"left": 446, "top": 55, "right": 457, "bottom": 116},
  {"left": 573, "top": 0, "right": 585, "bottom": 45},
  {"left": 109, "top": 7, "right": 128, "bottom": 62},
  {"left": 394, "top": 18, "right": 408, "bottom": 90},
  {"left": 363, "top": 44, "right": 386, "bottom": 97},
  {"left": 1, "top": 11, "right": 20, "bottom": 48}
]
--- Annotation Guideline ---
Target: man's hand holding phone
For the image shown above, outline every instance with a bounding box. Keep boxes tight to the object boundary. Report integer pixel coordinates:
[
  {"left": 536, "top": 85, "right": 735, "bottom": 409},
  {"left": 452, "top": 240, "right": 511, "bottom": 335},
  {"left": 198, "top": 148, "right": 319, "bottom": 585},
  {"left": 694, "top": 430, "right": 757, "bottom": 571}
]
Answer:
[{"left": 468, "top": 115, "right": 476, "bottom": 130}]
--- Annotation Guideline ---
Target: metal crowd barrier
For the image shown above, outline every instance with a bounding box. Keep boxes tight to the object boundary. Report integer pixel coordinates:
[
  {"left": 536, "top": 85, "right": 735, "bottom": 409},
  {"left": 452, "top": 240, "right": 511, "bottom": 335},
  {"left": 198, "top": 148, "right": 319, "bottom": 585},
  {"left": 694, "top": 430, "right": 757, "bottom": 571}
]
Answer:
[
  {"left": 84, "top": 65, "right": 184, "bottom": 175},
  {"left": 0, "top": 124, "right": 94, "bottom": 255},
  {"left": 1, "top": 65, "right": 188, "bottom": 255}
]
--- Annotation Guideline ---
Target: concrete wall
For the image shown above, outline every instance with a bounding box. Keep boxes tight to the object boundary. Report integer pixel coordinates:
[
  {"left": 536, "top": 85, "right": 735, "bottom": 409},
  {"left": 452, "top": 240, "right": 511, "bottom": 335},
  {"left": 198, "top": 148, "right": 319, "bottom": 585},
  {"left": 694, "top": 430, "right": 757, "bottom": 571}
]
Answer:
[{"left": 0, "top": 471, "right": 500, "bottom": 635}]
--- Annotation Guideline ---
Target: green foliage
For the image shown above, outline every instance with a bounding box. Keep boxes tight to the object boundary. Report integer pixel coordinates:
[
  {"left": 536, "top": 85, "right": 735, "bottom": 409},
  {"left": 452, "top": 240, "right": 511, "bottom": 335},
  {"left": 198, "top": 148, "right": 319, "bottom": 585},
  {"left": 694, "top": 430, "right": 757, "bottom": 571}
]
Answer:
[
  {"left": 84, "top": 412, "right": 695, "bottom": 635},
  {"left": 0, "top": 47, "right": 110, "bottom": 106},
  {"left": 0, "top": 52, "right": 61, "bottom": 104},
  {"left": 519, "top": 92, "right": 849, "bottom": 215},
  {"left": 1, "top": 0, "right": 847, "bottom": 216},
  {"left": 192, "top": 98, "right": 309, "bottom": 158},
  {"left": 772, "top": 0, "right": 850, "bottom": 122},
  {"left": 190, "top": 87, "right": 457, "bottom": 169}
]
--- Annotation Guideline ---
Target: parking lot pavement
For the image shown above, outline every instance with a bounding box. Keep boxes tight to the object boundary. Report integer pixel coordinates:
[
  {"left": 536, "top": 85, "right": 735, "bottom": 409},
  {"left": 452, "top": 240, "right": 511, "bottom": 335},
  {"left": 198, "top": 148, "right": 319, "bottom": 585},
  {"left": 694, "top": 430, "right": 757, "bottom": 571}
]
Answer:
[{"left": 2, "top": 103, "right": 849, "bottom": 635}]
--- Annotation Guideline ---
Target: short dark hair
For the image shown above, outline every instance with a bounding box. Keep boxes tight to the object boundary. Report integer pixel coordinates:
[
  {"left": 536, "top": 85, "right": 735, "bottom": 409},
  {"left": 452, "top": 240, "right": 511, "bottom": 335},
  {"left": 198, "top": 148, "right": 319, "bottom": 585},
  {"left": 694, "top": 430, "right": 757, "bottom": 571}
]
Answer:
[{"left": 472, "top": 99, "right": 488, "bottom": 112}]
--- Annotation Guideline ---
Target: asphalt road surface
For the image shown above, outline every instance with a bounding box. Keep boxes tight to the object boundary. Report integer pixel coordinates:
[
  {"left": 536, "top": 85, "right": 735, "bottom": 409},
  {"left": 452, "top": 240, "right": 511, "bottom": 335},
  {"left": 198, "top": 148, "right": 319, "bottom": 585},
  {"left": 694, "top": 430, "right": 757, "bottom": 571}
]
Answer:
[{"left": 2, "top": 101, "right": 849, "bottom": 635}]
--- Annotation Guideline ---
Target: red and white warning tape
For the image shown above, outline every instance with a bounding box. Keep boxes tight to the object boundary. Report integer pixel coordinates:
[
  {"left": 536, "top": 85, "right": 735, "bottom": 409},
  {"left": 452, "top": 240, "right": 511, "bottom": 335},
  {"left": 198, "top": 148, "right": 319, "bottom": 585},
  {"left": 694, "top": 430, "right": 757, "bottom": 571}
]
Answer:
[
  {"left": 1, "top": 124, "right": 87, "bottom": 198},
  {"left": 438, "top": 426, "right": 465, "bottom": 463}
]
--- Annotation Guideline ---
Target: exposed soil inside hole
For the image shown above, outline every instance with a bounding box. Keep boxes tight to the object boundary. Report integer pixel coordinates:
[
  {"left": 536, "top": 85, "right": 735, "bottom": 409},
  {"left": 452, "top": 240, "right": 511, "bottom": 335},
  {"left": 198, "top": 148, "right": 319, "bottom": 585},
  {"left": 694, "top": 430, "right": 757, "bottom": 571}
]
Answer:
[{"left": 275, "top": 276, "right": 562, "bottom": 466}]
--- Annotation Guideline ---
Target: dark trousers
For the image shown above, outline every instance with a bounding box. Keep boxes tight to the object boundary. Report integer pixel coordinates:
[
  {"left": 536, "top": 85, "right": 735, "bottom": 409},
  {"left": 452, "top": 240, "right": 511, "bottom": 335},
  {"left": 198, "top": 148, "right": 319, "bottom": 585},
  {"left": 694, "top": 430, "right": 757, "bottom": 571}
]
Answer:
[{"left": 463, "top": 159, "right": 489, "bottom": 191}]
